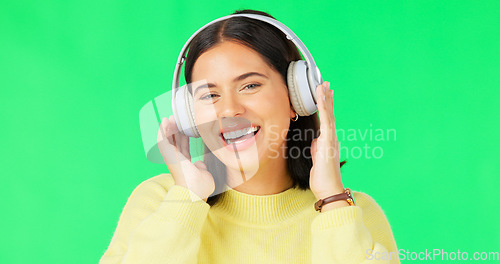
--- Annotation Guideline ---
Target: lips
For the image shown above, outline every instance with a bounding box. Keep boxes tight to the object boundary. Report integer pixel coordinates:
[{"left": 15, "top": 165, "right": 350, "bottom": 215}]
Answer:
[
  {"left": 215, "top": 117, "right": 261, "bottom": 151},
  {"left": 221, "top": 126, "right": 260, "bottom": 144}
]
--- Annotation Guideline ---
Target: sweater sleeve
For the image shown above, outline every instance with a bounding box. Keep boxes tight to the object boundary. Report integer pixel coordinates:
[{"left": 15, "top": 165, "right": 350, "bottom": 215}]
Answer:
[
  {"left": 99, "top": 174, "right": 210, "bottom": 264},
  {"left": 311, "top": 191, "right": 399, "bottom": 264}
]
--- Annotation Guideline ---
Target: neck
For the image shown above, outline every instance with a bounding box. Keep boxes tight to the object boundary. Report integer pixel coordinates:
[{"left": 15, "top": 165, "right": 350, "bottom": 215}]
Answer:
[
  {"left": 213, "top": 179, "right": 316, "bottom": 225},
  {"left": 226, "top": 155, "right": 293, "bottom": 195}
]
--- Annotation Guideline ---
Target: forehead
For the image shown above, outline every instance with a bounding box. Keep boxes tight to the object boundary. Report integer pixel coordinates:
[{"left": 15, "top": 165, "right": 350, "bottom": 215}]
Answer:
[{"left": 191, "top": 41, "right": 273, "bottom": 81}]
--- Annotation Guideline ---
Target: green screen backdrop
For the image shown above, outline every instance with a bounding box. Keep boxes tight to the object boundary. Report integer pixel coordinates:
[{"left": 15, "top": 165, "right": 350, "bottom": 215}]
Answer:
[{"left": 1, "top": 0, "right": 499, "bottom": 263}]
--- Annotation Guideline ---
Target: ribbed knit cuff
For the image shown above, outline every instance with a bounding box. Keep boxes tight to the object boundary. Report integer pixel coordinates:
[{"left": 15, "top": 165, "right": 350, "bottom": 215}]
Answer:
[
  {"left": 311, "top": 205, "right": 363, "bottom": 231},
  {"left": 155, "top": 185, "right": 210, "bottom": 236}
]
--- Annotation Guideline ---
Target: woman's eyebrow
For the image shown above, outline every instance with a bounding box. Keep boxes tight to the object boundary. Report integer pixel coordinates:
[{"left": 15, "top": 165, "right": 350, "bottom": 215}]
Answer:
[
  {"left": 233, "top": 72, "right": 268, "bottom": 82},
  {"left": 193, "top": 72, "right": 268, "bottom": 96},
  {"left": 193, "top": 83, "right": 215, "bottom": 96}
]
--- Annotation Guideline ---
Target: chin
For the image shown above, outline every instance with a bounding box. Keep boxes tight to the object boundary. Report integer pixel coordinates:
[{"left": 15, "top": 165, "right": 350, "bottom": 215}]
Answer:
[{"left": 212, "top": 146, "right": 260, "bottom": 179}]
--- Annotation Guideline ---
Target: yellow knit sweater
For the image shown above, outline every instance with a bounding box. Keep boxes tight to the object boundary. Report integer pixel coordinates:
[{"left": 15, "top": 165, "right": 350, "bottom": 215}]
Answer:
[{"left": 100, "top": 174, "right": 399, "bottom": 264}]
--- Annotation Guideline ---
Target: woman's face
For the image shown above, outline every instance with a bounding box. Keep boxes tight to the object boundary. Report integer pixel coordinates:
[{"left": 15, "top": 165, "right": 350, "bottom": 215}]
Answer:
[{"left": 191, "top": 41, "right": 295, "bottom": 177}]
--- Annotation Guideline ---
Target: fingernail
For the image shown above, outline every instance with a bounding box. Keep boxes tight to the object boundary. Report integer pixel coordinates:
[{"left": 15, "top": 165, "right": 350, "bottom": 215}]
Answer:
[
  {"left": 322, "top": 95, "right": 326, "bottom": 101},
  {"left": 322, "top": 84, "right": 326, "bottom": 93}
]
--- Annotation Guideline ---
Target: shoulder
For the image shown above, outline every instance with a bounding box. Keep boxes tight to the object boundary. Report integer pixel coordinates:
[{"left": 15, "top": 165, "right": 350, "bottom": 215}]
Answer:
[
  {"left": 352, "top": 191, "right": 396, "bottom": 237},
  {"left": 100, "top": 174, "right": 178, "bottom": 258},
  {"left": 136, "top": 173, "right": 175, "bottom": 191},
  {"left": 351, "top": 190, "right": 399, "bottom": 253},
  {"left": 351, "top": 191, "right": 382, "bottom": 210},
  {"left": 351, "top": 190, "right": 389, "bottom": 219},
  {"left": 133, "top": 173, "right": 175, "bottom": 192},
  {"left": 124, "top": 173, "right": 176, "bottom": 208}
]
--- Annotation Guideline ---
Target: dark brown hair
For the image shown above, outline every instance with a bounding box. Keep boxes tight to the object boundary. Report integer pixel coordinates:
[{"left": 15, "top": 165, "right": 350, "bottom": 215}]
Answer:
[{"left": 184, "top": 9, "right": 346, "bottom": 206}]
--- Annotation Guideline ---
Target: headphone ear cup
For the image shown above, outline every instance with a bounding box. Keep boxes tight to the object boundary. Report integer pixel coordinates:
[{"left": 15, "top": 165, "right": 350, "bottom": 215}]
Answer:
[
  {"left": 185, "top": 89, "right": 200, "bottom": 137},
  {"left": 172, "top": 85, "right": 200, "bottom": 138},
  {"left": 287, "top": 60, "right": 318, "bottom": 116}
]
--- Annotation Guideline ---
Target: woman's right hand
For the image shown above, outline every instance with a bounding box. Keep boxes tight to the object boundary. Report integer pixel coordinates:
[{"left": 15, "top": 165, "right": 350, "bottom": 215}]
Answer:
[{"left": 157, "top": 115, "right": 215, "bottom": 202}]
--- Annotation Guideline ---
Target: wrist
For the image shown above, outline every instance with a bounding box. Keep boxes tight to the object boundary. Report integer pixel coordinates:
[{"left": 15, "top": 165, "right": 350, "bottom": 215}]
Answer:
[
  {"left": 315, "top": 187, "right": 345, "bottom": 201},
  {"left": 319, "top": 200, "right": 350, "bottom": 212},
  {"left": 314, "top": 188, "right": 355, "bottom": 212}
]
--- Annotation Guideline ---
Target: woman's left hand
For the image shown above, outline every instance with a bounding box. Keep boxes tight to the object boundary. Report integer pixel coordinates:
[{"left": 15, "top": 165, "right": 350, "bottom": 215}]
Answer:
[{"left": 309, "top": 81, "right": 347, "bottom": 207}]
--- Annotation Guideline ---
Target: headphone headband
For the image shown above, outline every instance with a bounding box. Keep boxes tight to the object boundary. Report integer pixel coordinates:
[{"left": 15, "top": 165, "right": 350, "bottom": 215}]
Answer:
[{"left": 172, "top": 13, "right": 322, "bottom": 92}]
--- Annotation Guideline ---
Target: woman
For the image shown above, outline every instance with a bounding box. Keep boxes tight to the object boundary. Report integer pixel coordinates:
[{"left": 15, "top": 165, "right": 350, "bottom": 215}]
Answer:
[{"left": 100, "top": 9, "right": 399, "bottom": 264}]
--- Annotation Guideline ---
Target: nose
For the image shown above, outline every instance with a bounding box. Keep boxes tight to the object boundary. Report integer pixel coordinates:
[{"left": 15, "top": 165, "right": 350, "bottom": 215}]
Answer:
[{"left": 218, "top": 93, "right": 245, "bottom": 118}]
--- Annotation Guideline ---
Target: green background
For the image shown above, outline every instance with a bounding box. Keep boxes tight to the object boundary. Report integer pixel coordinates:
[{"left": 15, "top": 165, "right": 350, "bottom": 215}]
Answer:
[{"left": 1, "top": 0, "right": 499, "bottom": 263}]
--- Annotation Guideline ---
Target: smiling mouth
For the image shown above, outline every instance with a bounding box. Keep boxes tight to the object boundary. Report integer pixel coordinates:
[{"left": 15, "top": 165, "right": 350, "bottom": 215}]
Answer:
[{"left": 220, "top": 126, "right": 261, "bottom": 145}]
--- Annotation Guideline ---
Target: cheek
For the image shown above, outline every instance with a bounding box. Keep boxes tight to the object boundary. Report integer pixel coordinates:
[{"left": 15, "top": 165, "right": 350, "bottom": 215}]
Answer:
[
  {"left": 270, "top": 84, "right": 292, "bottom": 110},
  {"left": 194, "top": 103, "right": 217, "bottom": 125},
  {"left": 193, "top": 104, "right": 219, "bottom": 142},
  {"left": 263, "top": 97, "right": 292, "bottom": 122},
  {"left": 256, "top": 87, "right": 291, "bottom": 112},
  {"left": 266, "top": 96, "right": 292, "bottom": 142},
  {"left": 262, "top": 110, "right": 291, "bottom": 144}
]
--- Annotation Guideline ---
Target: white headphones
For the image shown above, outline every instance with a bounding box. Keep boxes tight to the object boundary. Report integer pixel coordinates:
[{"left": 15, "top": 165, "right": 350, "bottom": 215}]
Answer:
[{"left": 172, "top": 13, "right": 323, "bottom": 137}]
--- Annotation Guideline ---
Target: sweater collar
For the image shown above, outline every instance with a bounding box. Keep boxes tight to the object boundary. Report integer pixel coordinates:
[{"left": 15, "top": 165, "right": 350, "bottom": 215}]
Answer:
[{"left": 210, "top": 185, "right": 317, "bottom": 225}]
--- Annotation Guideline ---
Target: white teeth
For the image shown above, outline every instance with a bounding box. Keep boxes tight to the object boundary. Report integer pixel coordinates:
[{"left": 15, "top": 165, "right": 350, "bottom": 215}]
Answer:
[{"left": 223, "top": 126, "right": 259, "bottom": 141}]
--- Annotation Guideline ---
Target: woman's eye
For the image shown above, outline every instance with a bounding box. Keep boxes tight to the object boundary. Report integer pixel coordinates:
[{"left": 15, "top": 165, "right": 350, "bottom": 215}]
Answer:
[
  {"left": 200, "top": 94, "right": 218, "bottom": 101},
  {"left": 243, "top": 83, "right": 261, "bottom": 90}
]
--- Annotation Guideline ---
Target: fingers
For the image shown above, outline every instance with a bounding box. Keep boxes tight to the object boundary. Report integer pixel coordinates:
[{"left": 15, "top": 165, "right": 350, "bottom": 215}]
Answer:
[
  {"left": 178, "top": 129, "right": 191, "bottom": 161},
  {"left": 310, "top": 138, "right": 317, "bottom": 161},
  {"left": 157, "top": 118, "right": 177, "bottom": 165},
  {"left": 155, "top": 116, "right": 213, "bottom": 197},
  {"left": 324, "top": 82, "right": 336, "bottom": 129},
  {"left": 316, "top": 82, "right": 333, "bottom": 140},
  {"left": 157, "top": 116, "right": 177, "bottom": 145},
  {"left": 157, "top": 117, "right": 167, "bottom": 144},
  {"left": 167, "top": 115, "right": 180, "bottom": 136},
  {"left": 315, "top": 81, "right": 340, "bottom": 152},
  {"left": 157, "top": 115, "right": 191, "bottom": 165},
  {"left": 166, "top": 115, "right": 191, "bottom": 161}
]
